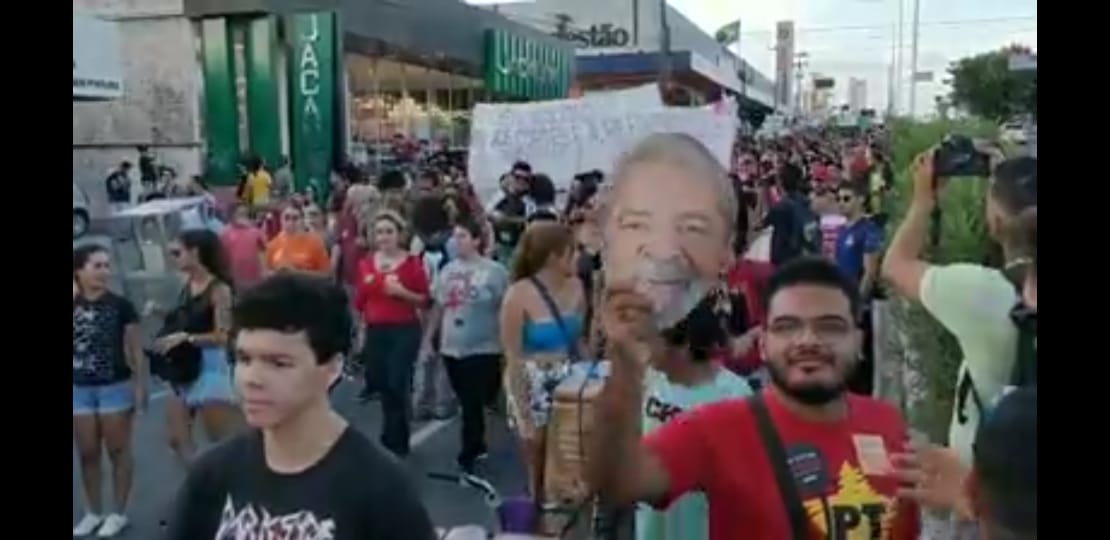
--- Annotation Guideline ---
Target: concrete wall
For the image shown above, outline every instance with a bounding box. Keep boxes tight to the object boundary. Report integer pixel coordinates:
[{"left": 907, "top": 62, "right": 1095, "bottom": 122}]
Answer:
[{"left": 74, "top": 0, "right": 203, "bottom": 215}]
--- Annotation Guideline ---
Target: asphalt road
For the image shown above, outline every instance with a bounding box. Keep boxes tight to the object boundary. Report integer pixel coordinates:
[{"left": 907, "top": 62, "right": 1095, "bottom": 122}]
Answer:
[{"left": 71, "top": 379, "right": 530, "bottom": 539}]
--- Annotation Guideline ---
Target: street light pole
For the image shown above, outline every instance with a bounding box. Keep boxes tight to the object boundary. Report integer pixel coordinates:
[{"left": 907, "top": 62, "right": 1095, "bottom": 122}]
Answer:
[{"left": 908, "top": 0, "right": 921, "bottom": 117}]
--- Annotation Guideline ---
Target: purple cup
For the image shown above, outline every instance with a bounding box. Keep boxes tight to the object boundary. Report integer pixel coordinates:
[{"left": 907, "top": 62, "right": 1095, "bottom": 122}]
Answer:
[{"left": 497, "top": 496, "right": 539, "bottom": 534}]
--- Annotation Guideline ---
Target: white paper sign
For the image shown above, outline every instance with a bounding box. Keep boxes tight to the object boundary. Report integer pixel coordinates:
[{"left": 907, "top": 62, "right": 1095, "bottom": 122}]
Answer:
[{"left": 468, "top": 87, "right": 736, "bottom": 205}]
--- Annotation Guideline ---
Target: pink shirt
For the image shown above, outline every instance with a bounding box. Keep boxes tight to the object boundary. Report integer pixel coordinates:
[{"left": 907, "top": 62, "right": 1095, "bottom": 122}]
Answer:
[
  {"left": 221, "top": 224, "right": 265, "bottom": 289},
  {"left": 820, "top": 214, "right": 847, "bottom": 260}
]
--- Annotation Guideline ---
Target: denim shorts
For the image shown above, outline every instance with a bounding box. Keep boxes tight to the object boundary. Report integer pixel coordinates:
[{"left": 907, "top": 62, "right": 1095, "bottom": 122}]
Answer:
[
  {"left": 73, "top": 380, "right": 134, "bottom": 416},
  {"left": 172, "top": 347, "right": 238, "bottom": 408}
]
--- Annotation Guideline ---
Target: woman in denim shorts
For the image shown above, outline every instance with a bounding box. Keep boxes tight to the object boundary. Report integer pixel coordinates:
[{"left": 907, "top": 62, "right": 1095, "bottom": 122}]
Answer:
[
  {"left": 72, "top": 245, "right": 146, "bottom": 537},
  {"left": 152, "top": 230, "right": 240, "bottom": 467}
]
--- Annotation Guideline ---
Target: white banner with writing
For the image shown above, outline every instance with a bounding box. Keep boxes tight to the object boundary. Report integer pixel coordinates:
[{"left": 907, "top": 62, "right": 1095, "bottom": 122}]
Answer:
[{"left": 468, "top": 86, "right": 736, "bottom": 204}]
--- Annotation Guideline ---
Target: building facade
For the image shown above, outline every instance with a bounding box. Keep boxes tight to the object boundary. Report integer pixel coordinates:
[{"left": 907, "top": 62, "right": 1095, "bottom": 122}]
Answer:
[
  {"left": 848, "top": 77, "right": 868, "bottom": 112},
  {"left": 73, "top": 0, "right": 206, "bottom": 214},
  {"left": 73, "top": 0, "right": 573, "bottom": 206},
  {"left": 492, "top": 0, "right": 774, "bottom": 115}
]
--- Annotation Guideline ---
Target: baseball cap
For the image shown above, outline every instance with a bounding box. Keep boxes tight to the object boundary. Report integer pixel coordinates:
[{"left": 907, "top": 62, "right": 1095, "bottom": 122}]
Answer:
[{"left": 973, "top": 386, "right": 1037, "bottom": 534}]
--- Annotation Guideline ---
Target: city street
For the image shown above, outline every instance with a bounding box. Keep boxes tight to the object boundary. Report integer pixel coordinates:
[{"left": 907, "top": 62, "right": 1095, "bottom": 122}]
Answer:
[{"left": 71, "top": 379, "right": 529, "bottom": 538}]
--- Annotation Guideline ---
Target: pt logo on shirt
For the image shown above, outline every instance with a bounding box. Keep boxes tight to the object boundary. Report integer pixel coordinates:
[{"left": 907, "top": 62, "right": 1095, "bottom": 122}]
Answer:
[
  {"left": 804, "top": 463, "right": 893, "bottom": 540},
  {"left": 216, "top": 496, "right": 337, "bottom": 539}
]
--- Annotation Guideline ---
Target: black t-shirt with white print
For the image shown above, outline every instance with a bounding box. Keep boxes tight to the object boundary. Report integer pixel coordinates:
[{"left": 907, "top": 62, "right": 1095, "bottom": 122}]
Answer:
[
  {"left": 72, "top": 292, "right": 137, "bottom": 386},
  {"left": 166, "top": 426, "right": 436, "bottom": 540}
]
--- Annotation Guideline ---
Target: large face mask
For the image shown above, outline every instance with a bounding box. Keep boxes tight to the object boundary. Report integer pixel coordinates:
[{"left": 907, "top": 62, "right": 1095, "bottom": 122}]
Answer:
[
  {"left": 638, "top": 257, "right": 714, "bottom": 330},
  {"left": 601, "top": 236, "right": 715, "bottom": 331}
]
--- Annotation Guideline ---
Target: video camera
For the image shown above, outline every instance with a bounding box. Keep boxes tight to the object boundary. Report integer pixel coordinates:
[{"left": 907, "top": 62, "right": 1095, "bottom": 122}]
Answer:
[
  {"left": 933, "top": 134, "right": 992, "bottom": 178},
  {"left": 927, "top": 135, "right": 995, "bottom": 248}
]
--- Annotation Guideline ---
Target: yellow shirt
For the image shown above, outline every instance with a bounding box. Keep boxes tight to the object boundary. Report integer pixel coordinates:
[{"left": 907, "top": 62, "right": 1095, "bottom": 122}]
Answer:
[{"left": 247, "top": 171, "right": 273, "bottom": 207}]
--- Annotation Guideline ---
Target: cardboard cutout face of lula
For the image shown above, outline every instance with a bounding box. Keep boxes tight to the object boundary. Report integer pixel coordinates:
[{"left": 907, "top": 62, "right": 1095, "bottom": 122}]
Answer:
[{"left": 602, "top": 161, "right": 732, "bottom": 329}]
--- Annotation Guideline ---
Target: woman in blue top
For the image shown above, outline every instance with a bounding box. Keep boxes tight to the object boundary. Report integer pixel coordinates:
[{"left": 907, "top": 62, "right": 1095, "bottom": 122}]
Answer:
[{"left": 499, "top": 221, "right": 586, "bottom": 496}]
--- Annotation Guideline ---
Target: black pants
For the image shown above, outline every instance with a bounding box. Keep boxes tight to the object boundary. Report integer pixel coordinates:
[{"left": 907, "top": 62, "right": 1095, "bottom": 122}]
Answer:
[
  {"left": 443, "top": 354, "right": 502, "bottom": 468},
  {"left": 366, "top": 322, "right": 422, "bottom": 456},
  {"left": 849, "top": 303, "right": 875, "bottom": 396}
]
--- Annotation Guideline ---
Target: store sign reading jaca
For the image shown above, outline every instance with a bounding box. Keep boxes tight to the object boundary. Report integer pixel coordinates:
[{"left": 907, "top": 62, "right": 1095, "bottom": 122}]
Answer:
[
  {"left": 287, "top": 12, "right": 337, "bottom": 196},
  {"left": 484, "top": 29, "right": 571, "bottom": 101}
]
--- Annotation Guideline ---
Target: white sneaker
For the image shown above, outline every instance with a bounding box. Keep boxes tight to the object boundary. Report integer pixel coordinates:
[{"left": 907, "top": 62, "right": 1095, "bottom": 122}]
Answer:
[
  {"left": 72, "top": 513, "right": 103, "bottom": 537},
  {"left": 96, "top": 514, "right": 129, "bottom": 538}
]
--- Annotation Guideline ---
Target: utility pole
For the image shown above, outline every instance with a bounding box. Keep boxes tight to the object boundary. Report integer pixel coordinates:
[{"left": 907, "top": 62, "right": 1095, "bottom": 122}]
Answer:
[
  {"left": 794, "top": 52, "right": 808, "bottom": 114},
  {"left": 908, "top": 0, "right": 921, "bottom": 117},
  {"left": 894, "top": 0, "right": 904, "bottom": 115},
  {"left": 658, "top": 0, "right": 672, "bottom": 99}
]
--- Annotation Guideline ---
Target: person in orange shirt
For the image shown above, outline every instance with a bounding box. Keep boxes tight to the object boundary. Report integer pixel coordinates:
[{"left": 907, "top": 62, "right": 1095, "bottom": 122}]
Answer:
[{"left": 265, "top": 205, "right": 330, "bottom": 275}]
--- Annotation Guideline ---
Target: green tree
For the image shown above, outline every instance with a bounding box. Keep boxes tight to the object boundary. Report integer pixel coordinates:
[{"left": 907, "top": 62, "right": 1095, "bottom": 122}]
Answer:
[{"left": 947, "top": 45, "right": 1037, "bottom": 122}]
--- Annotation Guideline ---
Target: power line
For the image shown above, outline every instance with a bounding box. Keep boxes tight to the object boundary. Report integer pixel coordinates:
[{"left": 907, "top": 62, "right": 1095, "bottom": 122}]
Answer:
[
  {"left": 798, "top": 29, "right": 1037, "bottom": 57},
  {"left": 740, "top": 15, "right": 1036, "bottom": 36}
]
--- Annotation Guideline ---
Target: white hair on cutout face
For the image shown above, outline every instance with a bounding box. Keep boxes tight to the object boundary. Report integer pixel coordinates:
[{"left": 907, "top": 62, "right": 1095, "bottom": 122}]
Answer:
[{"left": 604, "top": 132, "right": 738, "bottom": 244}]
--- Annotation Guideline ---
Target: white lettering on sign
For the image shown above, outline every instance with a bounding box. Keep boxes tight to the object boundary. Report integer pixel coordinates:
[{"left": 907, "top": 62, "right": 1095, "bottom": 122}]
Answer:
[
  {"left": 300, "top": 15, "right": 321, "bottom": 121},
  {"left": 467, "top": 85, "right": 736, "bottom": 205}
]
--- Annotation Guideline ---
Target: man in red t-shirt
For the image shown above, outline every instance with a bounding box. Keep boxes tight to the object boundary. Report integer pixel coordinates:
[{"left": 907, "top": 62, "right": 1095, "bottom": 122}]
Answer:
[{"left": 593, "top": 257, "right": 920, "bottom": 540}]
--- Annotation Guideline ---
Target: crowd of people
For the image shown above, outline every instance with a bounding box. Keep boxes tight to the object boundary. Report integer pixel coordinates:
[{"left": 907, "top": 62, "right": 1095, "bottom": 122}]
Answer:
[{"left": 73, "top": 124, "right": 1036, "bottom": 539}]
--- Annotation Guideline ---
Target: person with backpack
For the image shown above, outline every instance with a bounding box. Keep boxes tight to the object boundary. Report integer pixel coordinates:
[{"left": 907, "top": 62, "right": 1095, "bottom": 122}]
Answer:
[
  {"left": 760, "top": 162, "right": 821, "bottom": 267},
  {"left": 893, "top": 207, "right": 1038, "bottom": 534},
  {"left": 105, "top": 161, "right": 134, "bottom": 213},
  {"left": 882, "top": 150, "right": 1036, "bottom": 536}
]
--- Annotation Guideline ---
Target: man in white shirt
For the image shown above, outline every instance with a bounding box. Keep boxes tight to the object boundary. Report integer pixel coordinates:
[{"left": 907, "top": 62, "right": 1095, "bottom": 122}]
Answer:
[{"left": 883, "top": 149, "right": 1035, "bottom": 536}]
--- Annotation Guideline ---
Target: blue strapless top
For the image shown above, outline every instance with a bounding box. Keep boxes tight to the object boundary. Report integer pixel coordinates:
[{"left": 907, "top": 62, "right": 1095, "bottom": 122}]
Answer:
[{"left": 522, "top": 314, "right": 584, "bottom": 355}]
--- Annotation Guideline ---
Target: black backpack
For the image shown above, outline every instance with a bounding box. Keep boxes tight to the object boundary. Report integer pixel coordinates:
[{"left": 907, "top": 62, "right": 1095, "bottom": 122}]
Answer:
[{"left": 955, "top": 302, "right": 1037, "bottom": 424}]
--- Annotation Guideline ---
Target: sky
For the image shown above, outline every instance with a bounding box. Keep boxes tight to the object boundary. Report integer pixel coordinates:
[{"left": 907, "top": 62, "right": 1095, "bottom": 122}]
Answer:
[{"left": 668, "top": 0, "right": 1037, "bottom": 116}]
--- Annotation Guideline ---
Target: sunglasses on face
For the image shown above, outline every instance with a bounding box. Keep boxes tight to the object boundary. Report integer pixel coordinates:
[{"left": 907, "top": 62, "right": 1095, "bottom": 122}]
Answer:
[
  {"left": 838, "top": 195, "right": 854, "bottom": 203},
  {"left": 283, "top": 214, "right": 302, "bottom": 222},
  {"left": 169, "top": 248, "right": 183, "bottom": 258}
]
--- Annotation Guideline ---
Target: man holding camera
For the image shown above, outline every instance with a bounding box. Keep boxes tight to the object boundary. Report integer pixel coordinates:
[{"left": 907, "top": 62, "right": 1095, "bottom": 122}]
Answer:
[{"left": 882, "top": 141, "right": 1036, "bottom": 534}]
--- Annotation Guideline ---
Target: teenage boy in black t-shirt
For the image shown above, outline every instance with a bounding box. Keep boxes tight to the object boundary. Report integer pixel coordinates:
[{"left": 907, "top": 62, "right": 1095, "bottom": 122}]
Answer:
[{"left": 166, "top": 273, "right": 435, "bottom": 540}]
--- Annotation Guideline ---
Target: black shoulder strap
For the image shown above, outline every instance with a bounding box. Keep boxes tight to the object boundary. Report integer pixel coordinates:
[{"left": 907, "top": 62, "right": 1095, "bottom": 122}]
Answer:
[
  {"left": 1010, "top": 307, "right": 1037, "bottom": 387},
  {"left": 750, "top": 393, "right": 810, "bottom": 540},
  {"left": 528, "top": 276, "right": 581, "bottom": 362}
]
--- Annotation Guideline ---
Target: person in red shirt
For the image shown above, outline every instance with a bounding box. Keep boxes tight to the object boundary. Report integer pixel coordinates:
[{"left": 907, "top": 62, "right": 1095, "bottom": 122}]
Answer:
[
  {"left": 220, "top": 203, "right": 266, "bottom": 290},
  {"left": 724, "top": 257, "right": 774, "bottom": 379},
  {"left": 353, "top": 210, "right": 430, "bottom": 457},
  {"left": 593, "top": 257, "right": 920, "bottom": 540}
]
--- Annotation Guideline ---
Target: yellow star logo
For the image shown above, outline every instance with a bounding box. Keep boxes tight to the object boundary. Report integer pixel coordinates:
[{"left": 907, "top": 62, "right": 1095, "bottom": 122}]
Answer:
[{"left": 804, "top": 463, "right": 894, "bottom": 540}]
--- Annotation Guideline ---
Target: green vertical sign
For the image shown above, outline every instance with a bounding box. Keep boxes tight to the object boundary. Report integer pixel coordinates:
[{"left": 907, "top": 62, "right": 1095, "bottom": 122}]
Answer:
[
  {"left": 200, "top": 18, "right": 241, "bottom": 186},
  {"left": 245, "top": 17, "right": 282, "bottom": 170},
  {"left": 287, "top": 11, "right": 337, "bottom": 197}
]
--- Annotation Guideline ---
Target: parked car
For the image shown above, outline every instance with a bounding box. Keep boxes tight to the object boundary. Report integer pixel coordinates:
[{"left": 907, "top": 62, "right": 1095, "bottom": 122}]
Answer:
[
  {"left": 73, "top": 182, "right": 91, "bottom": 239},
  {"left": 1000, "top": 121, "right": 1029, "bottom": 146}
]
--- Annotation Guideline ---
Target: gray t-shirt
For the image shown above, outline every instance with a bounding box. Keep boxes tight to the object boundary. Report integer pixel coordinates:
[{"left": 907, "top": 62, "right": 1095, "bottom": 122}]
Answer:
[{"left": 433, "top": 257, "right": 509, "bottom": 358}]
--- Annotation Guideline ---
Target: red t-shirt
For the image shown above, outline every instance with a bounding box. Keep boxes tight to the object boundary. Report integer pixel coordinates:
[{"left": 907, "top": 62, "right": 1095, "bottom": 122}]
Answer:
[
  {"left": 220, "top": 224, "right": 265, "bottom": 289},
  {"left": 645, "top": 391, "right": 920, "bottom": 540},
  {"left": 353, "top": 253, "right": 429, "bottom": 325},
  {"left": 336, "top": 210, "right": 365, "bottom": 287}
]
